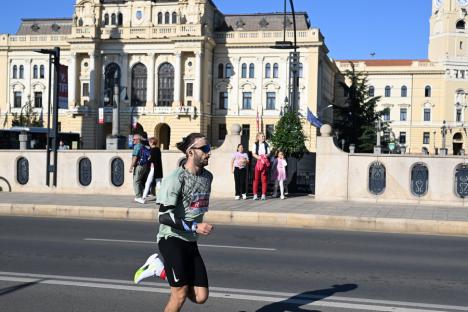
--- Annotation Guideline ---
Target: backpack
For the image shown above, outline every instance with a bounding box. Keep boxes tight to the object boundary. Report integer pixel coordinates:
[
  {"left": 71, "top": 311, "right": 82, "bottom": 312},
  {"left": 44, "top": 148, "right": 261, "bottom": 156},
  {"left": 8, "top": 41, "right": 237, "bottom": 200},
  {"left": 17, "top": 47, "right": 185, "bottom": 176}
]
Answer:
[{"left": 138, "top": 145, "right": 151, "bottom": 166}]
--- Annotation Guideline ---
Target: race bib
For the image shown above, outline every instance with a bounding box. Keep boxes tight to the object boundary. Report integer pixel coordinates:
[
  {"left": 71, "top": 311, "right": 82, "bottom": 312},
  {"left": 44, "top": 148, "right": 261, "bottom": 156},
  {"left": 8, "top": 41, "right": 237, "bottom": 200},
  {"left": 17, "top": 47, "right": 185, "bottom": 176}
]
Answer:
[{"left": 190, "top": 193, "right": 210, "bottom": 214}]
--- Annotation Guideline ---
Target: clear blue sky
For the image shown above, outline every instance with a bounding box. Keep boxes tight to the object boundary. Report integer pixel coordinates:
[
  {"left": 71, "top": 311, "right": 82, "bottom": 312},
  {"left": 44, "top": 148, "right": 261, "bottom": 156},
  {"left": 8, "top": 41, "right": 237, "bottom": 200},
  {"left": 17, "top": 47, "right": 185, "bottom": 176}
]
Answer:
[{"left": 0, "top": 0, "right": 431, "bottom": 60}]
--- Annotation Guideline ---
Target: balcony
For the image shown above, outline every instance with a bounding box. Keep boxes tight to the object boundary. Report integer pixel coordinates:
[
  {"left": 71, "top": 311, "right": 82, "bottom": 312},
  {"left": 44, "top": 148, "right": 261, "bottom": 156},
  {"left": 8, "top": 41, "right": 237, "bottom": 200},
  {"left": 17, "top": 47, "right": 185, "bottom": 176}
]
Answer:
[{"left": 174, "top": 105, "right": 196, "bottom": 119}]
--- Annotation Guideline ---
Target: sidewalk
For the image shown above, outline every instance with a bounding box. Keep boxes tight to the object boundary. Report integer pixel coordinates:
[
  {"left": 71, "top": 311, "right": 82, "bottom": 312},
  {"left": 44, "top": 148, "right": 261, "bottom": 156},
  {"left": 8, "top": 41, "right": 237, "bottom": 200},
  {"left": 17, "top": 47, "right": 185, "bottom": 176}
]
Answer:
[{"left": 1, "top": 192, "right": 468, "bottom": 236}]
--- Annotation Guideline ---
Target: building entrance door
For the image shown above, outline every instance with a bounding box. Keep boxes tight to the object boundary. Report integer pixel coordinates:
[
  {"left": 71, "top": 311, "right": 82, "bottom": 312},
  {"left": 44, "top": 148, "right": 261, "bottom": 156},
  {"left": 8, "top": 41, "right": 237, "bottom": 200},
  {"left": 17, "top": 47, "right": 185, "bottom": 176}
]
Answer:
[
  {"left": 453, "top": 132, "right": 463, "bottom": 155},
  {"left": 155, "top": 123, "right": 171, "bottom": 150}
]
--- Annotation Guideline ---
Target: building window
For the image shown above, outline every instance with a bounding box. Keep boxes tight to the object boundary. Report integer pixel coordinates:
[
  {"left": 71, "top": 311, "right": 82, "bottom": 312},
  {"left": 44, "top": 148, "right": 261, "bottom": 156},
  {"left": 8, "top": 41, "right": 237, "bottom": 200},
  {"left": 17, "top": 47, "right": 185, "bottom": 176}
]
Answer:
[
  {"left": 368, "top": 86, "right": 375, "bottom": 97},
  {"left": 266, "top": 124, "right": 274, "bottom": 140},
  {"left": 399, "top": 132, "right": 406, "bottom": 144},
  {"left": 158, "top": 63, "right": 174, "bottom": 107},
  {"left": 385, "top": 86, "right": 391, "bottom": 97},
  {"left": 14, "top": 91, "right": 22, "bottom": 108},
  {"left": 249, "top": 63, "right": 255, "bottom": 78},
  {"left": 111, "top": 13, "right": 116, "bottom": 25},
  {"left": 456, "top": 20, "right": 466, "bottom": 30},
  {"left": 401, "top": 85, "right": 407, "bottom": 97},
  {"left": 34, "top": 92, "right": 42, "bottom": 108},
  {"left": 383, "top": 110, "right": 390, "bottom": 121},
  {"left": 423, "top": 132, "right": 430, "bottom": 144},
  {"left": 266, "top": 92, "right": 276, "bottom": 110},
  {"left": 104, "top": 63, "right": 121, "bottom": 107},
  {"left": 241, "top": 63, "right": 247, "bottom": 78},
  {"left": 219, "top": 92, "right": 228, "bottom": 109},
  {"left": 158, "top": 12, "right": 163, "bottom": 24},
  {"left": 424, "top": 108, "right": 431, "bottom": 121},
  {"left": 131, "top": 63, "right": 147, "bottom": 107},
  {"left": 298, "top": 63, "right": 304, "bottom": 78},
  {"left": 456, "top": 107, "right": 463, "bottom": 122},
  {"left": 272, "top": 63, "right": 279, "bottom": 78},
  {"left": 186, "top": 83, "right": 193, "bottom": 97},
  {"left": 400, "top": 108, "right": 407, "bottom": 121},
  {"left": 225, "top": 63, "right": 233, "bottom": 78},
  {"left": 118, "top": 13, "right": 123, "bottom": 26},
  {"left": 165, "top": 12, "right": 170, "bottom": 24},
  {"left": 12, "top": 65, "right": 17, "bottom": 79},
  {"left": 218, "top": 124, "right": 227, "bottom": 141},
  {"left": 40, "top": 65, "right": 45, "bottom": 79},
  {"left": 265, "top": 63, "right": 271, "bottom": 78},
  {"left": 33, "top": 65, "right": 38, "bottom": 79},
  {"left": 104, "top": 14, "right": 109, "bottom": 25},
  {"left": 242, "top": 92, "right": 252, "bottom": 110},
  {"left": 19, "top": 65, "right": 24, "bottom": 79},
  {"left": 172, "top": 12, "right": 177, "bottom": 24},
  {"left": 218, "top": 63, "right": 224, "bottom": 79},
  {"left": 82, "top": 83, "right": 89, "bottom": 96},
  {"left": 425, "top": 85, "right": 432, "bottom": 97}
]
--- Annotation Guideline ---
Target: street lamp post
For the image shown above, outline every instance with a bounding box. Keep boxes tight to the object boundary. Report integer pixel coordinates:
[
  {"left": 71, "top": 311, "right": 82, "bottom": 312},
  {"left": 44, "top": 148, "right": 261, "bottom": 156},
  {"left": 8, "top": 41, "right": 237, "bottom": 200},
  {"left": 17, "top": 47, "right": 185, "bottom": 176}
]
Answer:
[
  {"left": 440, "top": 120, "right": 448, "bottom": 156},
  {"left": 374, "top": 118, "right": 382, "bottom": 154},
  {"left": 104, "top": 75, "right": 128, "bottom": 150}
]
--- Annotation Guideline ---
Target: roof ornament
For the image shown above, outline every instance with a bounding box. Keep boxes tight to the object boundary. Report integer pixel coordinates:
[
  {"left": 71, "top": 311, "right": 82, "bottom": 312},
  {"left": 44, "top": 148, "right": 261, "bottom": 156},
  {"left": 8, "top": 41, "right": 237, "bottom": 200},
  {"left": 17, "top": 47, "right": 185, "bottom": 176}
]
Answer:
[
  {"left": 259, "top": 18, "right": 269, "bottom": 29},
  {"left": 51, "top": 24, "right": 61, "bottom": 32},
  {"left": 31, "top": 24, "right": 40, "bottom": 32},
  {"left": 235, "top": 19, "right": 245, "bottom": 29}
]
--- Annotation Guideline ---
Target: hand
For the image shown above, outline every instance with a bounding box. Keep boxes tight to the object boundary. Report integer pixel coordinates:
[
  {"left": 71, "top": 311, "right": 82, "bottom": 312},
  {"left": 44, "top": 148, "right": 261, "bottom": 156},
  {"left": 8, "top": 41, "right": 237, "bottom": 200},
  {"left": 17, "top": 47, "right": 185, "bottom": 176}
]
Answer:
[{"left": 196, "top": 223, "right": 214, "bottom": 235}]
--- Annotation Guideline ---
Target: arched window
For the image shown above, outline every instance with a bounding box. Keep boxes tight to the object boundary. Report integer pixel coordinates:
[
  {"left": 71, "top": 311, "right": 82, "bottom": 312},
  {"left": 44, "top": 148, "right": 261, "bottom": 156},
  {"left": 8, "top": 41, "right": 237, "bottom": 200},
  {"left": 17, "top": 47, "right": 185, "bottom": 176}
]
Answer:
[
  {"left": 33, "top": 65, "right": 38, "bottom": 79},
  {"left": 12, "top": 65, "right": 17, "bottom": 79},
  {"left": 104, "top": 63, "right": 121, "bottom": 107},
  {"left": 172, "top": 12, "right": 177, "bottom": 24},
  {"left": 456, "top": 20, "right": 466, "bottom": 30},
  {"left": 218, "top": 63, "right": 224, "bottom": 79},
  {"left": 40, "top": 65, "right": 45, "bottom": 79},
  {"left": 425, "top": 85, "right": 432, "bottom": 97},
  {"left": 385, "top": 86, "right": 391, "bottom": 97},
  {"left": 249, "top": 63, "right": 255, "bottom": 78},
  {"left": 401, "top": 85, "right": 407, "bottom": 97},
  {"left": 158, "top": 12, "right": 163, "bottom": 24},
  {"left": 111, "top": 13, "right": 116, "bottom": 25},
  {"left": 298, "top": 63, "right": 304, "bottom": 78},
  {"left": 273, "top": 63, "right": 279, "bottom": 78},
  {"left": 265, "top": 63, "right": 271, "bottom": 78},
  {"left": 225, "top": 63, "right": 233, "bottom": 78},
  {"left": 19, "top": 65, "right": 24, "bottom": 79},
  {"left": 165, "top": 12, "right": 170, "bottom": 24},
  {"left": 78, "top": 18, "right": 84, "bottom": 27},
  {"left": 131, "top": 63, "right": 147, "bottom": 107},
  {"left": 158, "top": 63, "right": 174, "bottom": 107},
  {"left": 368, "top": 86, "right": 375, "bottom": 97},
  {"left": 118, "top": 13, "right": 123, "bottom": 26},
  {"left": 241, "top": 63, "right": 247, "bottom": 78},
  {"left": 104, "top": 14, "right": 109, "bottom": 25}
]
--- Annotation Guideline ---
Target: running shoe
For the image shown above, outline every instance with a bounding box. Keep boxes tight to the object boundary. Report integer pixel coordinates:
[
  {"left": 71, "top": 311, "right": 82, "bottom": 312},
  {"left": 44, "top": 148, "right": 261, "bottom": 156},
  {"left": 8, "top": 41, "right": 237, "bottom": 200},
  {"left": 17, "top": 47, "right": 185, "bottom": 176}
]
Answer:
[
  {"left": 261, "top": 194, "right": 266, "bottom": 200},
  {"left": 235, "top": 196, "right": 240, "bottom": 200},
  {"left": 281, "top": 195, "right": 285, "bottom": 200},
  {"left": 134, "top": 253, "right": 166, "bottom": 284},
  {"left": 242, "top": 194, "right": 247, "bottom": 200},
  {"left": 253, "top": 195, "right": 258, "bottom": 200},
  {"left": 135, "top": 198, "right": 145, "bottom": 204}
]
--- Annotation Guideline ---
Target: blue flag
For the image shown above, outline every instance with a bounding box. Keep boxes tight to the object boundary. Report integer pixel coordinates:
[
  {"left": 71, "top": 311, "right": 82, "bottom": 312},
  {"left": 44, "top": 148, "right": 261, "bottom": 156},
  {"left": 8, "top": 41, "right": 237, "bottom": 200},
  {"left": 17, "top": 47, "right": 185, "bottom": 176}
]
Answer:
[{"left": 307, "top": 107, "right": 323, "bottom": 128}]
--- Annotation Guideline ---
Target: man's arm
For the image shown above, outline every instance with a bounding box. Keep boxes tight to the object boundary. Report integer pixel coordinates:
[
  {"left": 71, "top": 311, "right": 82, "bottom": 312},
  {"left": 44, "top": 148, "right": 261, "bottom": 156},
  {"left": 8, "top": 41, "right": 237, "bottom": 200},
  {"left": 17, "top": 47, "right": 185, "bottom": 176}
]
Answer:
[
  {"left": 158, "top": 204, "right": 213, "bottom": 235},
  {"left": 129, "top": 156, "right": 138, "bottom": 173}
]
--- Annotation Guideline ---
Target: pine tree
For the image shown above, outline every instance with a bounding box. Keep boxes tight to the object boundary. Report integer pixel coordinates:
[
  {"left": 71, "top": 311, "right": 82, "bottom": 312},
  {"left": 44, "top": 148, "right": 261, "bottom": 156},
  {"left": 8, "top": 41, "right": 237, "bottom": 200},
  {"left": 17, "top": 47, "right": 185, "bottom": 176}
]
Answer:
[
  {"left": 334, "top": 62, "right": 390, "bottom": 153},
  {"left": 270, "top": 110, "right": 307, "bottom": 158}
]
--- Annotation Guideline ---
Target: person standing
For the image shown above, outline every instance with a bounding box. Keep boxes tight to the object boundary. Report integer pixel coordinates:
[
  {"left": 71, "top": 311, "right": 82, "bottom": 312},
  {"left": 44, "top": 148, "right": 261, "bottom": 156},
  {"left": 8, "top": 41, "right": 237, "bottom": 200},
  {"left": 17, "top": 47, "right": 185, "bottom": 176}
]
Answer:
[
  {"left": 142, "top": 137, "right": 164, "bottom": 203},
  {"left": 272, "top": 150, "right": 288, "bottom": 199},
  {"left": 251, "top": 133, "right": 270, "bottom": 200},
  {"left": 133, "top": 133, "right": 214, "bottom": 312},
  {"left": 129, "top": 134, "right": 150, "bottom": 204},
  {"left": 231, "top": 144, "right": 249, "bottom": 200}
]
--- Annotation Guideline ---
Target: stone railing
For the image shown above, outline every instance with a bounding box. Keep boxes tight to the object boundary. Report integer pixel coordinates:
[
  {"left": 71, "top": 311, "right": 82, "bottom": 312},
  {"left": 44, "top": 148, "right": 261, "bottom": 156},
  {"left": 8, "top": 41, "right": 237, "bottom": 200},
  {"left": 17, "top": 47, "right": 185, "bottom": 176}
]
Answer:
[
  {"left": 2, "top": 34, "right": 69, "bottom": 47},
  {"left": 214, "top": 29, "right": 320, "bottom": 44}
]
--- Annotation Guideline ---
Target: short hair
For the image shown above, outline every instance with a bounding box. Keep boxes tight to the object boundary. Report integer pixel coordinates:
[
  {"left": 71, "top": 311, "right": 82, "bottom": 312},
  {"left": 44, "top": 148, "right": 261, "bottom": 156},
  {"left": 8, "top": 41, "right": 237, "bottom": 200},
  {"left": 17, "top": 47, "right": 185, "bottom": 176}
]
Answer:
[{"left": 149, "top": 137, "right": 158, "bottom": 145}]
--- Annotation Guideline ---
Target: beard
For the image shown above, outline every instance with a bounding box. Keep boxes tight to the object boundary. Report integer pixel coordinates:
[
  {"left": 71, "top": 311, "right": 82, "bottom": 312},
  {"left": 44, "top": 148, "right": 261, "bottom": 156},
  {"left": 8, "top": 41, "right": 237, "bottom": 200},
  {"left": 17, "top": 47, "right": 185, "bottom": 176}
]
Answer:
[{"left": 196, "top": 156, "right": 209, "bottom": 167}]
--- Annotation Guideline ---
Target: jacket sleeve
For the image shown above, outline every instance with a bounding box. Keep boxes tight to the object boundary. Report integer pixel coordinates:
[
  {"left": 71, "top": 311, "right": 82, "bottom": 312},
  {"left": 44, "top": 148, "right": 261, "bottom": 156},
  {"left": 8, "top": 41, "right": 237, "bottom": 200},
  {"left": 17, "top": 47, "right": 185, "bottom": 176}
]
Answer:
[{"left": 158, "top": 204, "right": 198, "bottom": 232}]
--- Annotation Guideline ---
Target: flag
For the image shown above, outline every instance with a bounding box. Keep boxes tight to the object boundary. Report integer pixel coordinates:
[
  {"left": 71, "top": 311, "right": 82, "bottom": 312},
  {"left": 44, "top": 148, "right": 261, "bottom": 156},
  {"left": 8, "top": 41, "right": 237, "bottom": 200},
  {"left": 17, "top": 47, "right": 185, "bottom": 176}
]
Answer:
[
  {"left": 256, "top": 109, "right": 260, "bottom": 133},
  {"left": 307, "top": 107, "right": 323, "bottom": 128}
]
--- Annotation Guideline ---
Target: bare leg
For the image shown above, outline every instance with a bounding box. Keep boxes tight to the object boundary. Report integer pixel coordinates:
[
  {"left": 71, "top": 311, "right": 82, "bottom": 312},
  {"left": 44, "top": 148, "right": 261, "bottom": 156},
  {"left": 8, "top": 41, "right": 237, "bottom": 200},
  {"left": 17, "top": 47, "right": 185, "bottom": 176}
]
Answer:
[
  {"left": 164, "top": 286, "right": 189, "bottom": 312},
  {"left": 187, "top": 286, "right": 209, "bottom": 304}
]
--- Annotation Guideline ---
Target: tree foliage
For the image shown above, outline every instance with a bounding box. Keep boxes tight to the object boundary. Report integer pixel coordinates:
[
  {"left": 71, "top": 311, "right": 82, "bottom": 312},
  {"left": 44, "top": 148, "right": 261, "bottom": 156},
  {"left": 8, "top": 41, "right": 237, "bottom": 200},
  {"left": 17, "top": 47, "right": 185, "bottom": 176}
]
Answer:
[
  {"left": 333, "top": 63, "right": 390, "bottom": 153},
  {"left": 11, "top": 105, "right": 43, "bottom": 128},
  {"left": 270, "top": 110, "right": 307, "bottom": 158}
]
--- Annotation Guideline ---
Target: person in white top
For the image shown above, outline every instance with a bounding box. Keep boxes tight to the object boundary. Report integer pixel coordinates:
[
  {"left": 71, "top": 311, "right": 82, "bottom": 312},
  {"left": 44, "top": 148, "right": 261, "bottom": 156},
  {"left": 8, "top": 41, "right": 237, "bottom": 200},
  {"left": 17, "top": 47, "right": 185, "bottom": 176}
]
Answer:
[{"left": 251, "top": 133, "right": 270, "bottom": 200}]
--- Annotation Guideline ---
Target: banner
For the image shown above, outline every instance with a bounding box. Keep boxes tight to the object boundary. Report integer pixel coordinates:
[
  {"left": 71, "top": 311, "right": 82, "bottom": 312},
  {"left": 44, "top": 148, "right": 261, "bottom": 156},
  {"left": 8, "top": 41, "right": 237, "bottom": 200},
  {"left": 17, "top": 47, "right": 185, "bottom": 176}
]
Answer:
[
  {"left": 58, "top": 64, "right": 68, "bottom": 109},
  {"left": 98, "top": 107, "right": 104, "bottom": 124},
  {"left": 307, "top": 107, "right": 323, "bottom": 128}
]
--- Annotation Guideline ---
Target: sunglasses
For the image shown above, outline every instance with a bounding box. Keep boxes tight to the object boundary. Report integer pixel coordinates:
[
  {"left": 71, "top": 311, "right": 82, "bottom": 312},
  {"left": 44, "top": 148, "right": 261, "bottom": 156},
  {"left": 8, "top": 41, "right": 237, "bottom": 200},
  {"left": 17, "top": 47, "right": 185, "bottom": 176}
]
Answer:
[{"left": 191, "top": 144, "right": 211, "bottom": 154}]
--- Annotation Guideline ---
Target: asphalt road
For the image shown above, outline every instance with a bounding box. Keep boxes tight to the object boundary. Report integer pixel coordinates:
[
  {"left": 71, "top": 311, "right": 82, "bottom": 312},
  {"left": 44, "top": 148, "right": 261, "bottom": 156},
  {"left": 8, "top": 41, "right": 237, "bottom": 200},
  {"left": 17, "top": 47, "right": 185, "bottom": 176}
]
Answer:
[{"left": 1, "top": 216, "right": 468, "bottom": 312}]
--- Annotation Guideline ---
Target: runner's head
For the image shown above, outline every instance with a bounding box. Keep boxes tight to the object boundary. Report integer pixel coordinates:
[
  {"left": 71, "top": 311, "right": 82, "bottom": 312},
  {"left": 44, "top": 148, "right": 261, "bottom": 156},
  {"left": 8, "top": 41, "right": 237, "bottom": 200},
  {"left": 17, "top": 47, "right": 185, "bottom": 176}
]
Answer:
[{"left": 177, "top": 133, "right": 211, "bottom": 167}]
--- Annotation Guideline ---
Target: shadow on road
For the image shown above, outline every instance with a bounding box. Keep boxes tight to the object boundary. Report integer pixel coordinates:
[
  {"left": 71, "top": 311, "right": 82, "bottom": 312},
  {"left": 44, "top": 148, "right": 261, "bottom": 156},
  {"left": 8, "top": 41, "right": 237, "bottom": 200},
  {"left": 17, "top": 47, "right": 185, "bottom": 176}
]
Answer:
[
  {"left": 254, "top": 283, "right": 358, "bottom": 312},
  {"left": 0, "top": 279, "right": 46, "bottom": 296}
]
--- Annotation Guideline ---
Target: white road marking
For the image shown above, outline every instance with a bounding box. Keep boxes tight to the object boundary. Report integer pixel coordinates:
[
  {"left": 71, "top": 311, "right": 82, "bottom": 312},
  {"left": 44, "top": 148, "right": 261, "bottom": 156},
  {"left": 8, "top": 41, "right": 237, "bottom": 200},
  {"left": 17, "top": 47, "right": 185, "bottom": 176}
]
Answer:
[
  {"left": 84, "top": 238, "right": 277, "bottom": 251},
  {"left": 1, "top": 272, "right": 467, "bottom": 311}
]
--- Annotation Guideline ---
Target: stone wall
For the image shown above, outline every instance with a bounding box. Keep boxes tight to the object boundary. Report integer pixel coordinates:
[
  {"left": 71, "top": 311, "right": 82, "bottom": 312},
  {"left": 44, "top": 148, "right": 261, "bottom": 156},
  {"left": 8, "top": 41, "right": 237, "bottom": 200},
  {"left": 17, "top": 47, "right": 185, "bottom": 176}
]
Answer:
[{"left": 316, "top": 125, "right": 468, "bottom": 206}]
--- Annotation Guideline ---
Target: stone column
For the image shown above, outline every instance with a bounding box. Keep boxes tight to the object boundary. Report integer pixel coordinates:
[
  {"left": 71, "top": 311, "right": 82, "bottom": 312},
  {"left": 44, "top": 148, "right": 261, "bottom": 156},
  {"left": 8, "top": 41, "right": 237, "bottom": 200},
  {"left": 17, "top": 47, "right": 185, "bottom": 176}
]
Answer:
[
  {"left": 88, "top": 52, "right": 96, "bottom": 104},
  {"left": 147, "top": 52, "right": 156, "bottom": 107},
  {"left": 174, "top": 51, "right": 182, "bottom": 106},
  {"left": 194, "top": 51, "right": 203, "bottom": 106},
  {"left": 68, "top": 52, "right": 77, "bottom": 107},
  {"left": 121, "top": 53, "right": 128, "bottom": 103}
]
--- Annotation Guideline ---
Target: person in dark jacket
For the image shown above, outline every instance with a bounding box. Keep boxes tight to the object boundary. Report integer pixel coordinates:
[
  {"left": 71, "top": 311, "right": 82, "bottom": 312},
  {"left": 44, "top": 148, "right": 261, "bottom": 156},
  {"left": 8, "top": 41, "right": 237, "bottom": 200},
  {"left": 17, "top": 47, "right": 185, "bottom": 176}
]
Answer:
[{"left": 142, "top": 137, "right": 164, "bottom": 203}]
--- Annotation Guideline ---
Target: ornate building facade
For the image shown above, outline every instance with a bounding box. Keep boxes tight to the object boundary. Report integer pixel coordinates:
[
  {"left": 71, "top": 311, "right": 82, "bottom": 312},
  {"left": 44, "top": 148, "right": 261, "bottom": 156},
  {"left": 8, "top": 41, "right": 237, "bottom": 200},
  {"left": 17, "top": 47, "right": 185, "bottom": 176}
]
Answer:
[
  {"left": 0, "top": 0, "right": 337, "bottom": 150},
  {"left": 336, "top": 0, "right": 468, "bottom": 155}
]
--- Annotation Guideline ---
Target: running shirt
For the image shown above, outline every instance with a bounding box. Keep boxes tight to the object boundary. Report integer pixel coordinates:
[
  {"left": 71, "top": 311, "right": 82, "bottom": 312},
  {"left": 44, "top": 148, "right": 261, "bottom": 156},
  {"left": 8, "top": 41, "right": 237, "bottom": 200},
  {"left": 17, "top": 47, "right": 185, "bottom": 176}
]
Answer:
[{"left": 157, "top": 166, "right": 213, "bottom": 243}]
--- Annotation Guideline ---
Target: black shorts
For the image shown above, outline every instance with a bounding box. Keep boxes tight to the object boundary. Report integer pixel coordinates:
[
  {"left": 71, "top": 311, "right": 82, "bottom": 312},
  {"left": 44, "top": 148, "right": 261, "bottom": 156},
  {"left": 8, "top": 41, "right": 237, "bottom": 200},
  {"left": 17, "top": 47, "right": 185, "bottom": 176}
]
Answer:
[{"left": 158, "top": 237, "right": 208, "bottom": 288}]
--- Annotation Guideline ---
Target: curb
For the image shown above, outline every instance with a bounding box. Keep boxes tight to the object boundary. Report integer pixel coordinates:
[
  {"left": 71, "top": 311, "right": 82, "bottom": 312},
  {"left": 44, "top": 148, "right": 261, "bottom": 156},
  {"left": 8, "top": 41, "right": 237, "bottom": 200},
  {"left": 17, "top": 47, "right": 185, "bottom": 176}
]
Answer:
[{"left": 1, "top": 203, "right": 468, "bottom": 236}]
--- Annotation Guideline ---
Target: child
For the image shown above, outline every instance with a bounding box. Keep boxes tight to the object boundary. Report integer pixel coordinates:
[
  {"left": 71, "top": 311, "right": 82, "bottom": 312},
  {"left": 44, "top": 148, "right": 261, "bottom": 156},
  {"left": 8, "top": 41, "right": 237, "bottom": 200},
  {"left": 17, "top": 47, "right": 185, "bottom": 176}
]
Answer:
[{"left": 273, "top": 151, "right": 287, "bottom": 200}]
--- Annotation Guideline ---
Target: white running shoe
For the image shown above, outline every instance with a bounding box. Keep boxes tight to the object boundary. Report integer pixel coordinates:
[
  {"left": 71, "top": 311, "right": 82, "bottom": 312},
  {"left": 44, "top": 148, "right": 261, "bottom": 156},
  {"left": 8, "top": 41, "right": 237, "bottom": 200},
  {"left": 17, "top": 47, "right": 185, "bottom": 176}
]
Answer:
[
  {"left": 242, "top": 194, "right": 247, "bottom": 200},
  {"left": 235, "top": 196, "right": 240, "bottom": 200},
  {"left": 281, "top": 195, "right": 285, "bottom": 200},
  {"left": 253, "top": 195, "right": 258, "bottom": 200},
  {"left": 134, "top": 253, "right": 166, "bottom": 284},
  {"left": 261, "top": 194, "right": 266, "bottom": 201},
  {"left": 135, "top": 198, "right": 145, "bottom": 204}
]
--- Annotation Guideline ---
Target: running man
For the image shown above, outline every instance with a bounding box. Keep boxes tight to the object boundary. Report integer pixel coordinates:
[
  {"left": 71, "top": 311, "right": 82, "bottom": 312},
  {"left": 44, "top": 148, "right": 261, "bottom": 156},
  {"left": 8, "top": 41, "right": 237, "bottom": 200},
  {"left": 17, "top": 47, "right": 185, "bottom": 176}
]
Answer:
[{"left": 134, "top": 133, "right": 214, "bottom": 312}]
